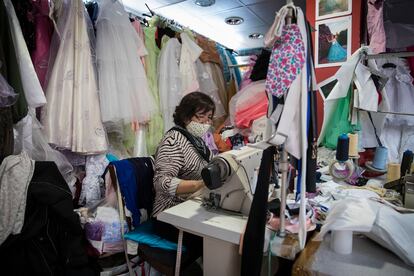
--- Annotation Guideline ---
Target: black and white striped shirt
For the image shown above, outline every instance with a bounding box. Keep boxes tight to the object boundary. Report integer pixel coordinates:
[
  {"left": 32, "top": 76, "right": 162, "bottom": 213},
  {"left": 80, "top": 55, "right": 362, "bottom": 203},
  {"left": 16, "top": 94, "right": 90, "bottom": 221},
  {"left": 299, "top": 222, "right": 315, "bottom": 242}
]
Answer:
[{"left": 152, "top": 129, "right": 211, "bottom": 217}]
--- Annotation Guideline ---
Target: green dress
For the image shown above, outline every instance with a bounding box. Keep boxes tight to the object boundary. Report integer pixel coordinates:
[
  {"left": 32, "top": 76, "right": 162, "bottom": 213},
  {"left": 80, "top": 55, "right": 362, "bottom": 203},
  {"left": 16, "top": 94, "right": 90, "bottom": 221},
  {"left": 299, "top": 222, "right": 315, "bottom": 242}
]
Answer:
[{"left": 144, "top": 26, "right": 164, "bottom": 155}]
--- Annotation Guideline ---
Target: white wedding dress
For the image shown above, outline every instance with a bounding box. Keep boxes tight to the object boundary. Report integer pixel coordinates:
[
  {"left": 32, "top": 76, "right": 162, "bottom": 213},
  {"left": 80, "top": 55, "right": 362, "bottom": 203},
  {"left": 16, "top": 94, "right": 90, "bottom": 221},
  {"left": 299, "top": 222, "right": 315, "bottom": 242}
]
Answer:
[
  {"left": 42, "top": 0, "right": 107, "bottom": 154},
  {"left": 95, "top": 0, "right": 155, "bottom": 132}
]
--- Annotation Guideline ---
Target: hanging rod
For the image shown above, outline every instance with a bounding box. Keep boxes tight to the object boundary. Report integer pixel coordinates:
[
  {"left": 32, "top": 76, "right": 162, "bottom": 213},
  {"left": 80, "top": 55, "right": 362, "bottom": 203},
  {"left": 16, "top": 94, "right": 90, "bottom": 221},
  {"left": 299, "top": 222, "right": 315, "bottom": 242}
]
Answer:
[
  {"left": 359, "top": 108, "right": 414, "bottom": 117},
  {"left": 228, "top": 64, "right": 250, "bottom": 68},
  {"left": 364, "top": 51, "right": 414, "bottom": 60}
]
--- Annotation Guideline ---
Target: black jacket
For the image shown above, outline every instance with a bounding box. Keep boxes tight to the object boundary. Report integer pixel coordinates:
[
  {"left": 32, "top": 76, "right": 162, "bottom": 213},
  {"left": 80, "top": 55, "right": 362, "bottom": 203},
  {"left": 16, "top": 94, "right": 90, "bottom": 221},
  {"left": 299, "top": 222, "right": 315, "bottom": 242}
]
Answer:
[{"left": 0, "top": 161, "right": 94, "bottom": 275}]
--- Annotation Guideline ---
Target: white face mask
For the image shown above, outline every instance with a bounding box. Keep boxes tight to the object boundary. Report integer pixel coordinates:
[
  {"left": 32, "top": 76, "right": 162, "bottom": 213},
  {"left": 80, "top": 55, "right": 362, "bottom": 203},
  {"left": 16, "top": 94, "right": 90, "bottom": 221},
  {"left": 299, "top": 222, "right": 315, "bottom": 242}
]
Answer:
[{"left": 186, "top": 121, "right": 211, "bottom": 138}]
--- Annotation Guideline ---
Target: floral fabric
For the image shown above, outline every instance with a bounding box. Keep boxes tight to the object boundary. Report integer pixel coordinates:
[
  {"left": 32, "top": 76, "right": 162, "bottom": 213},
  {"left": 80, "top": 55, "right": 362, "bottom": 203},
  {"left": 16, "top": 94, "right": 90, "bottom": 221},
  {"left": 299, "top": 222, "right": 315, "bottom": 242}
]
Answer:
[{"left": 266, "top": 24, "right": 305, "bottom": 98}]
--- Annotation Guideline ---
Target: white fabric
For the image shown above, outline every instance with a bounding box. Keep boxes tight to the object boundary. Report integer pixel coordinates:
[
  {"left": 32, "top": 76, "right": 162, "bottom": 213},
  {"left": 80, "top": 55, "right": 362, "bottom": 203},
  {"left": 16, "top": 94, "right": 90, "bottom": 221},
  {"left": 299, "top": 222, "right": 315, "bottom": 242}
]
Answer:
[
  {"left": 316, "top": 198, "right": 414, "bottom": 267},
  {"left": 180, "top": 33, "right": 203, "bottom": 95},
  {"left": 79, "top": 154, "right": 109, "bottom": 207},
  {"left": 134, "top": 124, "right": 148, "bottom": 157},
  {"left": 263, "top": 3, "right": 295, "bottom": 48},
  {"left": 3, "top": 0, "right": 46, "bottom": 108},
  {"left": 267, "top": 7, "right": 310, "bottom": 249},
  {"left": 42, "top": 0, "right": 108, "bottom": 154},
  {"left": 14, "top": 111, "right": 77, "bottom": 194},
  {"left": 354, "top": 63, "right": 379, "bottom": 112},
  {"left": 0, "top": 152, "right": 35, "bottom": 245},
  {"left": 158, "top": 38, "right": 182, "bottom": 131},
  {"left": 318, "top": 47, "right": 368, "bottom": 146},
  {"left": 96, "top": 0, "right": 156, "bottom": 129},
  {"left": 196, "top": 60, "right": 226, "bottom": 119}
]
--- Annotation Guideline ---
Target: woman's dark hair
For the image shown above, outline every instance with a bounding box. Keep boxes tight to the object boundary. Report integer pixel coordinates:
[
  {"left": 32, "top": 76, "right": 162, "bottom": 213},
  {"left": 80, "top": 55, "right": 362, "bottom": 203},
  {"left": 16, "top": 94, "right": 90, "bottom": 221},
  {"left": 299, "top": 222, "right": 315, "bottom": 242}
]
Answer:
[{"left": 173, "top": 92, "right": 215, "bottom": 128}]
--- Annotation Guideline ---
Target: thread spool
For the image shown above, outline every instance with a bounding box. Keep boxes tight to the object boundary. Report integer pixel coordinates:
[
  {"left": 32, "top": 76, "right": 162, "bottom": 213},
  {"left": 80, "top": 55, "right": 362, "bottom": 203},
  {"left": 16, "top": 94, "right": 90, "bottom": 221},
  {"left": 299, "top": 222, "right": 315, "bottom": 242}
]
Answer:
[
  {"left": 336, "top": 134, "right": 349, "bottom": 162},
  {"left": 401, "top": 150, "right": 413, "bottom": 177},
  {"left": 372, "top": 146, "right": 388, "bottom": 170},
  {"left": 331, "top": 230, "right": 353, "bottom": 255},
  {"left": 387, "top": 163, "right": 401, "bottom": 182},
  {"left": 348, "top": 133, "right": 359, "bottom": 158}
]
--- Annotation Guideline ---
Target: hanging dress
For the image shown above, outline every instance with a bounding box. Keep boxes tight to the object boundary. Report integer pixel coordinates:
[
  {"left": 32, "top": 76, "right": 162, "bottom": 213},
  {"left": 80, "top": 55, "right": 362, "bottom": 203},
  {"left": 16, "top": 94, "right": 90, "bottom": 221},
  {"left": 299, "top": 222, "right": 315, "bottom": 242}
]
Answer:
[
  {"left": 42, "top": 0, "right": 107, "bottom": 154},
  {"left": 144, "top": 25, "right": 164, "bottom": 155},
  {"left": 95, "top": 0, "right": 155, "bottom": 132}
]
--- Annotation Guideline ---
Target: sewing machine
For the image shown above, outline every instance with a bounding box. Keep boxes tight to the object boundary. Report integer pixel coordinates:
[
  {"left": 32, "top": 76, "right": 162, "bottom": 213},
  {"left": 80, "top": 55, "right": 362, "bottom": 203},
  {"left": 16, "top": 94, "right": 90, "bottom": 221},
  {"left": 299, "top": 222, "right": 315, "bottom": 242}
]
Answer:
[{"left": 201, "top": 145, "right": 265, "bottom": 216}]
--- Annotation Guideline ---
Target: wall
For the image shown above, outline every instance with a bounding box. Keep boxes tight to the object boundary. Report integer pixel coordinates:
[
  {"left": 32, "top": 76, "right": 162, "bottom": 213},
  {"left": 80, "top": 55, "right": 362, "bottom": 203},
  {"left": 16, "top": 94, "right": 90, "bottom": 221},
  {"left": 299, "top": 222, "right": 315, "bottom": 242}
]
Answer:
[{"left": 306, "top": 0, "right": 362, "bottom": 133}]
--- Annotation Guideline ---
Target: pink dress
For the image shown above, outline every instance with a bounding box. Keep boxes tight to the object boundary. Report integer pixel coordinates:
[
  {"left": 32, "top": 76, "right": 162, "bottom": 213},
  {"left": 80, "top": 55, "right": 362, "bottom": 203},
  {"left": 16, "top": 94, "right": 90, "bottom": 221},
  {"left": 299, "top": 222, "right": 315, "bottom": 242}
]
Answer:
[{"left": 30, "top": 0, "right": 54, "bottom": 89}]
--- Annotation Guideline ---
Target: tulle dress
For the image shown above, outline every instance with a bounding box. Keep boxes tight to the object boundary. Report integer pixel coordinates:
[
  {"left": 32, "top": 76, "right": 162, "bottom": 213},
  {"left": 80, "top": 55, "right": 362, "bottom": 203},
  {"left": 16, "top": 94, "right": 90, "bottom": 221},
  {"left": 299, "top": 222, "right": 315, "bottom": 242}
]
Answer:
[
  {"left": 95, "top": 0, "right": 156, "bottom": 132},
  {"left": 42, "top": 0, "right": 107, "bottom": 154},
  {"left": 327, "top": 39, "right": 347, "bottom": 62}
]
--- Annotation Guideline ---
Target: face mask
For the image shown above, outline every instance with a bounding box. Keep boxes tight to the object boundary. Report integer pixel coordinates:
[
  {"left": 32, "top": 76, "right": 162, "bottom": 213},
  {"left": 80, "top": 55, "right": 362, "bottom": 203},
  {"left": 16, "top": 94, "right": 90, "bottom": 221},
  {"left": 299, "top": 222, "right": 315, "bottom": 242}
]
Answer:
[{"left": 186, "top": 121, "right": 211, "bottom": 138}]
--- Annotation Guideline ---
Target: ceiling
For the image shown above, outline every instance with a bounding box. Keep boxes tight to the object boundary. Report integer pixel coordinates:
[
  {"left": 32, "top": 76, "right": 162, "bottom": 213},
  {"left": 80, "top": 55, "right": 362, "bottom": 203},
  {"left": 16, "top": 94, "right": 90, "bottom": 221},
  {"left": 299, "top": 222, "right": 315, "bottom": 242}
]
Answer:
[{"left": 122, "top": 0, "right": 306, "bottom": 51}]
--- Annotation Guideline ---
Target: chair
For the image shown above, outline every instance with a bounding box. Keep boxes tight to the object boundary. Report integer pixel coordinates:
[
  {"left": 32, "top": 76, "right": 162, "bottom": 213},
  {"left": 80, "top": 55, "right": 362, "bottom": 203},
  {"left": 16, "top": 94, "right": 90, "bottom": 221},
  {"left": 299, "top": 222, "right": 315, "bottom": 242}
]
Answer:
[{"left": 106, "top": 161, "right": 201, "bottom": 276}]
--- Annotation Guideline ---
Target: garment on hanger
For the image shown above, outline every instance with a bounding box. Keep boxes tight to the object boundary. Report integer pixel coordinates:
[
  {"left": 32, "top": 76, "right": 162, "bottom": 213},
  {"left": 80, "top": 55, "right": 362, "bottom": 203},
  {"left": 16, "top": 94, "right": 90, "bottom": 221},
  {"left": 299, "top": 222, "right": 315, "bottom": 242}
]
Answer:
[
  {"left": 144, "top": 26, "right": 164, "bottom": 155},
  {"left": 205, "top": 62, "right": 229, "bottom": 117},
  {"left": 196, "top": 35, "right": 222, "bottom": 66},
  {"left": 367, "top": 0, "right": 386, "bottom": 54},
  {"left": 42, "top": 0, "right": 107, "bottom": 154},
  {"left": 30, "top": 0, "right": 54, "bottom": 89},
  {"left": 96, "top": 0, "right": 155, "bottom": 132},
  {"left": 180, "top": 32, "right": 203, "bottom": 94},
  {"left": 10, "top": 0, "right": 35, "bottom": 52},
  {"left": 266, "top": 24, "right": 306, "bottom": 98},
  {"left": 250, "top": 49, "right": 271, "bottom": 82},
  {"left": 4, "top": 0, "right": 46, "bottom": 109},
  {"left": 158, "top": 37, "right": 182, "bottom": 131},
  {"left": 195, "top": 59, "right": 226, "bottom": 119}
]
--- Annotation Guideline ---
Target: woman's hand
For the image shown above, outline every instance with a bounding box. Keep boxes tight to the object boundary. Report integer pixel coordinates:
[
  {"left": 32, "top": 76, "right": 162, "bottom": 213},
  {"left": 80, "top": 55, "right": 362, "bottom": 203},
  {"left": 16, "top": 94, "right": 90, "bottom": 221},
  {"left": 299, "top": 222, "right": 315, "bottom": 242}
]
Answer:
[{"left": 176, "top": 179, "right": 205, "bottom": 194}]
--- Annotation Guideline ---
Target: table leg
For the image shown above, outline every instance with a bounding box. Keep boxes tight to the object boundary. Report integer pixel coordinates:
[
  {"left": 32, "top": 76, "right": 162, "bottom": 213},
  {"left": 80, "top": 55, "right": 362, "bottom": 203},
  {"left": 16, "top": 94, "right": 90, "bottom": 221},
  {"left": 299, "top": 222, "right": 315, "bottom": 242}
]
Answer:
[{"left": 203, "top": 236, "right": 241, "bottom": 276}]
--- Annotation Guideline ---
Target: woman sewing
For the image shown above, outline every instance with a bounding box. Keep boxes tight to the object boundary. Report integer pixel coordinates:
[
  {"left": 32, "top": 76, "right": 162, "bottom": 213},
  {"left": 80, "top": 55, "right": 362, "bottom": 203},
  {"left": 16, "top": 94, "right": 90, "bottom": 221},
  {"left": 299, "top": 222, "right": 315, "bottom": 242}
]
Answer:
[{"left": 152, "top": 91, "right": 215, "bottom": 257}]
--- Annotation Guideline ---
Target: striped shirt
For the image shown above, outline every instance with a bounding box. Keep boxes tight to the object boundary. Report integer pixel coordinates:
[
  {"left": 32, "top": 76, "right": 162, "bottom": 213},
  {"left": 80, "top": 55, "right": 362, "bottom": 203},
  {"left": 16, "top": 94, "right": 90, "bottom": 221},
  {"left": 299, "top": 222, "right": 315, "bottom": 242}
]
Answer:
[{"left": 152, "top": 129, "right": 211, "bottom": 217}]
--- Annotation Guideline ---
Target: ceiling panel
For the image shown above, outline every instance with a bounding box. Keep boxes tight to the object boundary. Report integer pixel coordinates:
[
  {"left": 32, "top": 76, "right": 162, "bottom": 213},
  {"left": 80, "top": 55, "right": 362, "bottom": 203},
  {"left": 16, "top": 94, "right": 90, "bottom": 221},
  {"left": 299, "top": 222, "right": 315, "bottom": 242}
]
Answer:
[
  {"left": 174, "top": 0, "right": 243, "bottom": 16},
  {"left": 122, "top": 0, "right": 306, "bottom": 50}
]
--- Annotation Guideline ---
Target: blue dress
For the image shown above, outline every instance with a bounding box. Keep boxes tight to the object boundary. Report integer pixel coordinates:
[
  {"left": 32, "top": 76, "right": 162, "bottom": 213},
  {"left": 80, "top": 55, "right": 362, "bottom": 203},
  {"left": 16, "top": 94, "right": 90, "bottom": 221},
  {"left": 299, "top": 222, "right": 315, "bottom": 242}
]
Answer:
[{"left": 327, "top": 40, "right": 347, "bottom": 62}]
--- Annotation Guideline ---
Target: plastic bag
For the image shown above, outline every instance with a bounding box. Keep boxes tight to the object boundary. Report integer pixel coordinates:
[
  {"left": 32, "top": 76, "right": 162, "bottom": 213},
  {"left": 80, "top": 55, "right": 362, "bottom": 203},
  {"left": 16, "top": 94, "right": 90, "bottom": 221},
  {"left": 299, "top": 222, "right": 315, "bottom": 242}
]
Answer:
[{"left": 0, "top": 71, "right": 17, "bottom": 107}]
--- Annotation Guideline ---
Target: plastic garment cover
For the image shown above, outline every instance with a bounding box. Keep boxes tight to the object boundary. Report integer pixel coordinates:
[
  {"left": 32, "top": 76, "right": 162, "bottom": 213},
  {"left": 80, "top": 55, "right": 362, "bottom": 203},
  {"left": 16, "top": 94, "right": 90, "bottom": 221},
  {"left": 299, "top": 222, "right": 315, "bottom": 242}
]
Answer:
[
  {"left": 195, "top": 59, "right": 226, "bottom": 119},
  {"left": 157, "top": 37, "right": 182, "bottom": 131},
  {"left": 3, "top": 0, "right": 46, "bottom": 108},
  {"left": 228, "top": 80, "right": 267, "bottom": 128},
  {"left": 95, "top": 0, "right": 156, "bottom": 130},
  {"left": 316, "top": 198, "right": 414, "bottom": 267},
  {"left": 0, "top": 67, "right": 17, "bottom": 107},
  {"left": 13, "top": 111, "right": 76, "bottom": 194}
]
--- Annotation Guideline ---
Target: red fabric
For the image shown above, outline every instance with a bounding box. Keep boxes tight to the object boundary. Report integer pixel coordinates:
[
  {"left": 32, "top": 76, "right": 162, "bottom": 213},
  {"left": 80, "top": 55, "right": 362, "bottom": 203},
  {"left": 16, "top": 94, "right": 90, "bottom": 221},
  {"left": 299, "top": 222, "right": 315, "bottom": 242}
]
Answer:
[{"left": 235, "top": 92, "right": 268, "bottom": 128}]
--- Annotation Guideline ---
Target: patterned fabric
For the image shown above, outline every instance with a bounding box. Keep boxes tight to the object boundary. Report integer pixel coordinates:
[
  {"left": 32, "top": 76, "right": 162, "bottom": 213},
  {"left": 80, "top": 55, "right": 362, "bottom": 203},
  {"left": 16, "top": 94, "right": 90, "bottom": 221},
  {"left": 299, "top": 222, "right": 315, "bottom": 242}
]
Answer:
[
  {"left": 265, "top": 24, "right": 305, "bottom": 98},
  {"left": 152, "top": 129, "right": 211, "bottom": 217}
]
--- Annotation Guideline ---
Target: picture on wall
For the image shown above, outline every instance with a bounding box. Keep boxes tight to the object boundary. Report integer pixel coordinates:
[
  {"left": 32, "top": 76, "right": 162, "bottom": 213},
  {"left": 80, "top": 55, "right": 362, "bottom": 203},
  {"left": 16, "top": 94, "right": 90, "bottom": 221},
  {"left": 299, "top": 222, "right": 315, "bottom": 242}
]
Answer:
[
  {"left": 316, "top": 0, "right": 352, "bottom": 20},
  {"left": 315, "top": 16, "right": 352, "bottom": 68}
]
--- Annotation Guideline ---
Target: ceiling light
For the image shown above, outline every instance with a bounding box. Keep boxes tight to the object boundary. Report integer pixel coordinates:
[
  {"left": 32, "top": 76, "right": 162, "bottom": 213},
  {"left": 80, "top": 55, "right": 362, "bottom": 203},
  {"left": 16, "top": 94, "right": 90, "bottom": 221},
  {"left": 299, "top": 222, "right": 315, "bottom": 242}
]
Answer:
[
  {"left": 225, "top": 16, "right": 244, "bottom": 25},
  {"left": 249, "top": 33, "right": 264, "bottom": 39},
  {"left": 195, "top": 0, "right": 215, "bottom": 7}
]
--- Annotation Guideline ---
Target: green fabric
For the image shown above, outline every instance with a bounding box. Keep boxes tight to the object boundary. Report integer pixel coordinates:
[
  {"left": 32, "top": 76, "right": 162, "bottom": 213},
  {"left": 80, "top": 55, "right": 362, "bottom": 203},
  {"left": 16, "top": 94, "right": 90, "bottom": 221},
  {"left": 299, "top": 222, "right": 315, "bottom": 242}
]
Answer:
[
  {"left": 321, "top": 87, "right": 359, "bottom": 149},
  {"left": 144, "top": 26, "right": 164, "bottom": 155},
  {"left": 0, "top": 1, "right": 28, "bottom": 124}
]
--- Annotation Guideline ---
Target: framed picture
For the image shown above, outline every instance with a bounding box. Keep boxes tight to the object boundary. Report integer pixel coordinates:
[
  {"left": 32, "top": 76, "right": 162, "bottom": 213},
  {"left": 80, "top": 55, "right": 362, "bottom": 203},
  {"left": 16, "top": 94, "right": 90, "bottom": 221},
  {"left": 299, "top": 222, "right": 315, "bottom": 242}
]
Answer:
[
  {"left": 316, "top": 0, "right": 352, "bottom": 20},
  {"left": 315, "top": 16, "right": 352, "bottom": 68},
  {"left": 317, "top": 76, "right": 338, "bottom": 100}
]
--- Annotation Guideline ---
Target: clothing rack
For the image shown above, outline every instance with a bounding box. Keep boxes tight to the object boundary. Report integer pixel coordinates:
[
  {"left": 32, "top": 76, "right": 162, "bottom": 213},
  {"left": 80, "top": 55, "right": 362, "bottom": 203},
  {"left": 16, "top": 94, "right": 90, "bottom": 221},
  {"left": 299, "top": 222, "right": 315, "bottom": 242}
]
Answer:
[{"left": 364, "top": 51, "right": 414, "bottom": 60}]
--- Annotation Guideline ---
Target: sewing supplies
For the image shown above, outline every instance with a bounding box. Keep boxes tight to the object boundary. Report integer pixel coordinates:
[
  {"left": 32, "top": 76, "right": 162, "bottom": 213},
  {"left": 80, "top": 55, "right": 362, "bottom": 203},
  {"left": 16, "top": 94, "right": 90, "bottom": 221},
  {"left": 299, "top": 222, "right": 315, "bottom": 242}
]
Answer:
[
  {"left": 387, "top": 163, "right": 401, "bottom": 182},
  {"left": 329, "top": 134, "right": 355, "bottom": 182},
  {"left": 365, "top": 146, "right": 388, "bottom": 173},
  {"left": 401, "top": 150, "right": 413, "bottom": 177},
  {"left": 348, "top": 133, "right": 359, "bottom": 158}
]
